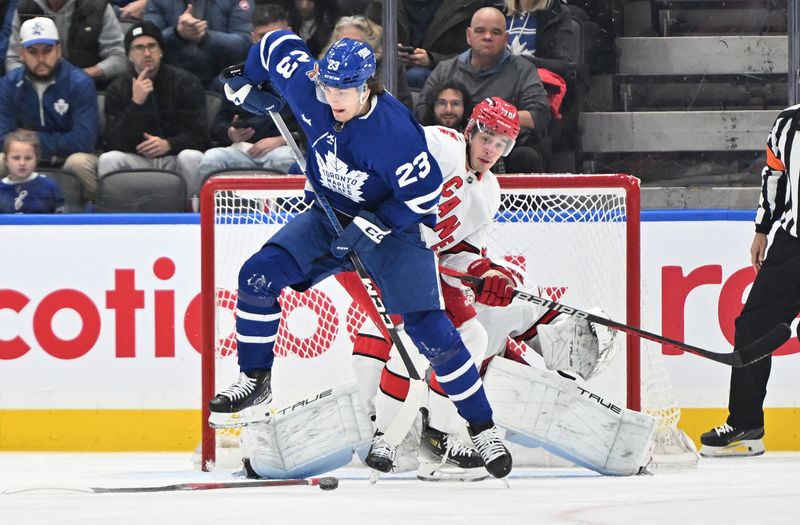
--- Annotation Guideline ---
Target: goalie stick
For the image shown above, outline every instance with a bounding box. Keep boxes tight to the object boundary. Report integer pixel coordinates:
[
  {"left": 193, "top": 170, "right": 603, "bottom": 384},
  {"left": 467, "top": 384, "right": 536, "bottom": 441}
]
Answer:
[
  {"left": 2, "top": 477, "right": 339, "bottom": 495},
  {"left": 218, "top": 63, "right": 428, "bottom": 447},
  {"left": 441, "top": 268, "right": 791, "bottom": 367}
]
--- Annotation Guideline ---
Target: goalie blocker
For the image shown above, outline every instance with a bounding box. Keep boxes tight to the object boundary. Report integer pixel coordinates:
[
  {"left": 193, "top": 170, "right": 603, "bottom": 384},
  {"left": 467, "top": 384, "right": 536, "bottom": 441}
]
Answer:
[{"left": 483, "top": 357, "right": 656, "bottom": 476}]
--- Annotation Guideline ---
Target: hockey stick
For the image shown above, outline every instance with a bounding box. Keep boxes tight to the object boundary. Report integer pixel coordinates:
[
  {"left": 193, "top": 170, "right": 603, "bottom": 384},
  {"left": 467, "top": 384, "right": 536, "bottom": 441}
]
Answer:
[
  {"left": 442, "top": 268, "right": 791, "bottom": 367},
  {"left": 2, "top": 476, "right": 339, "bottom": 495},
  {"left": 244, "top": 98, "right": 427, "bottom": 447}
]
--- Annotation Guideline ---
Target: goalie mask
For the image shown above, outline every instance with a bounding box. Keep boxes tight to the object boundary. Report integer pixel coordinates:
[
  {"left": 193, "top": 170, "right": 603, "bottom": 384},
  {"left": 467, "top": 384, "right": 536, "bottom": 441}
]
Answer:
[
  {"left": 315, "top": 38, "right": 376, "bottom": 106},
  {"left": 464, "top": 97, "right": 521, "bottom": 157}
]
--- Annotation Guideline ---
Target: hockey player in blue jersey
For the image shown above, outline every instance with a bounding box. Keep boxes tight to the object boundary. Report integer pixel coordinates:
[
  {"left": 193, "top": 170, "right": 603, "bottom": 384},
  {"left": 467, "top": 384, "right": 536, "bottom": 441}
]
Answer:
[{"left": 208, "top": 32, "right": 512, "bottom": 478}]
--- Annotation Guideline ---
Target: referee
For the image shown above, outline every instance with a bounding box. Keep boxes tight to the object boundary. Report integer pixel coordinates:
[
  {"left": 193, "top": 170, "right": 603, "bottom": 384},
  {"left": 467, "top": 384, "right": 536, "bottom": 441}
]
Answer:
[{"left": 700, "top": 105, "right": 800, "bottom": 457}]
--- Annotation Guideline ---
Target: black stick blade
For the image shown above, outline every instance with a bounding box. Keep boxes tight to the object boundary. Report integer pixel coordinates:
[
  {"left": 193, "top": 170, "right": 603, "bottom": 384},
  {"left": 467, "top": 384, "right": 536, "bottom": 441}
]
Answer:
[{"left": 734, "top": 323, "right": 792, "bottom": 367}]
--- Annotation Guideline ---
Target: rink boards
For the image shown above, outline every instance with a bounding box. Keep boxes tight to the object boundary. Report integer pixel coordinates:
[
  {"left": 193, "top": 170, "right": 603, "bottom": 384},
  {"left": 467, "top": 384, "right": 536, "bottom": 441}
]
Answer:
[{"left": 0, "top": 212, "right": 798, "bottom": 451}]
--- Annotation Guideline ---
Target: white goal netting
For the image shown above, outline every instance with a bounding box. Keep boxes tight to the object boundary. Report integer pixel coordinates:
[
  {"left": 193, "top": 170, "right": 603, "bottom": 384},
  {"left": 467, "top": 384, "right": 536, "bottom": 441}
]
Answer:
[{"left": 199, "top": 173, "right": 697, "bottom": 471}]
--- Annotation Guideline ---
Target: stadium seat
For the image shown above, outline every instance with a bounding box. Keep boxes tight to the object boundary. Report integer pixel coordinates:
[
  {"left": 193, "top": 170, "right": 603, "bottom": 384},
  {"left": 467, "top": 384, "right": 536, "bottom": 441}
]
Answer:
[
  {"left": 97, "top": 91, "right": 106, "bottom": 138},
  {"left": 38, "top": 168, "right": 83, "bottom": 213},
  {"left": 205, "top": 91, "right": 223, "bottom": 136},
  {"left": 96, "top": 169, "right": 187, "bottom": 212}
]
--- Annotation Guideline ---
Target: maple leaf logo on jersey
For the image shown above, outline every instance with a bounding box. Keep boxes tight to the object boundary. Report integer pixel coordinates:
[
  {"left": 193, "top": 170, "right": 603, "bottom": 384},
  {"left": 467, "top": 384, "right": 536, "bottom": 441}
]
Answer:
[
  {"left": 508, "top": 36, "right": 534, "bottom": 57},
  {"left": 315, "top": 150, "right": 367, "bottom": 203}
]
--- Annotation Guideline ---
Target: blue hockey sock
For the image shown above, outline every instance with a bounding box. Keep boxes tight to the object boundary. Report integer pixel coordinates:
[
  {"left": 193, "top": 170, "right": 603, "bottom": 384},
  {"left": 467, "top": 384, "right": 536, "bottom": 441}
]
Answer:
[
  {"left": 235, "top": 299, "right": 281, "bottom": 371},
  {"left": 404, "top": 309, "right": 493, "bottom": 425},
  {"left": 430, "top": 347, "right": 492, "bottom": 426}
]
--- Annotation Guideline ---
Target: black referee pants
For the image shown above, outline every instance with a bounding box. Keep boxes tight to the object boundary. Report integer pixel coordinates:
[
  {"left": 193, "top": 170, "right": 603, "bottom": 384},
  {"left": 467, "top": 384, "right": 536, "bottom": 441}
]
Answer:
[{"left": 728, "top": 227, "right": 800, "bottom": 429}]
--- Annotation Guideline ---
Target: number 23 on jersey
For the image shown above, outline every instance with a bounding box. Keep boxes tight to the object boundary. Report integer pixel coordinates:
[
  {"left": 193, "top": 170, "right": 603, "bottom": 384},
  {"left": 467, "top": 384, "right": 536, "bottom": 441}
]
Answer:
[{"left": 395, "top": 152, "right": 431, "bottom": 188}]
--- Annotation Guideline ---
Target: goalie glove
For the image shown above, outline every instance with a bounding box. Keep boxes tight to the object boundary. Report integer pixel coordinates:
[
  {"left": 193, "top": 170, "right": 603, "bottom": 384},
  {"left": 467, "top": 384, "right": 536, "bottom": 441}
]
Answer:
[
  {"left": 534, "top": 308, "right": 618, "bottom": 381},
  {"left": 466, "top": 258, "right": 517, "bottom": 307},
  {"left": 223, "top": 75, "right": 284, "bottom": 116},
  {"left": 331, "top": 211, "right": 391, "bottom": 259}
]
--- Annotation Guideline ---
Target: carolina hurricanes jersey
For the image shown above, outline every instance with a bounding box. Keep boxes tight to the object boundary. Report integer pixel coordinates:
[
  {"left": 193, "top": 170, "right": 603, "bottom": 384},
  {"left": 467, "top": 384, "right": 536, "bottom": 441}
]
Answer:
[{"left": 422, "top": 125, "right": 507, "bottom": 276}]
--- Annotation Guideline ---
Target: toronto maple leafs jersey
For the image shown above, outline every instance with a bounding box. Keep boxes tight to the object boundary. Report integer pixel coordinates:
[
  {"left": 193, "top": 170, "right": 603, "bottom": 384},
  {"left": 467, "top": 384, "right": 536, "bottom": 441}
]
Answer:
[
  {"left": 244, "top": 31, "right": 443, "bottom": 230},
  {"left": 0, "top": 173, "right": 65, "bottom": 214}
]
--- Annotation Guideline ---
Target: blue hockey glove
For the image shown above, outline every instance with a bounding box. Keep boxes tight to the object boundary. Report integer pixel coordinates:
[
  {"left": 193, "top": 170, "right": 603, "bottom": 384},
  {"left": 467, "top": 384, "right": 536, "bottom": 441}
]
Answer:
[
  {"left": 223, "top": 76, "right": 284, "bottom": 116},
  {"left": 331, "top": 211, "right": 391, "bottom": 259}
]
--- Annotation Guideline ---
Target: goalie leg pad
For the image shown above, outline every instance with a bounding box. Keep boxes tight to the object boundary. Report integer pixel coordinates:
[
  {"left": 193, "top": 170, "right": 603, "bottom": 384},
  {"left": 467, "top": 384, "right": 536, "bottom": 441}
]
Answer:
[
  {"left": 483, "top": 358, "right": 655, "bottom": 476},
  {"left": 241, "top": 383, "right": 373, "bottom": 479}
]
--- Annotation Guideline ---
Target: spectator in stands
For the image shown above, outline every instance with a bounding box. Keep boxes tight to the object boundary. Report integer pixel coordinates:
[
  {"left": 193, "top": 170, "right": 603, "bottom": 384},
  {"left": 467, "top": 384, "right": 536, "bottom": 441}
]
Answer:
[
  {"left": 112, "top": 0, "right": 147, "bottom": 20},
  {"left": 7, "top": 0, "right": 128, "bottom": 88},
  {"left": 505, "top": 0, "right": 584, "bottom": 162},
  {"left": 252, "top": 1, "right": 290, "bottom": 33},
  {"left": 505, "top": 0, "right": 577, "bottom": 79},
  {"left": 418, "top": 80, "right": 473, "bottom": 131},
  {"left": 99, "top": 21, "right": 207, "bottom": 197},
  {"left": 145, "top": 0, "right": 252, "bottom": 88},
  {"left": 365, "top": 0, "right": 501, "bottom": 89},
  {"left": 0, "top": 17, "right": 98, "bottom": 202},
  {"left": 287, "top": 0, "right": 338, "bottom": 58},
  {"left": 0, "top": 0, "right": 19, "bottom": 76},
  {"left": 416, "top": 6, "right": 550, "bottom": 172},
  {"left": 0, "top": 129, "right": 64, "bottom": 213},
  {"left": 197, "top": 3, "right": 298, "bottom": 190},
  {"left": 319, "top": 14, "right": 413, "bottom": 110}
]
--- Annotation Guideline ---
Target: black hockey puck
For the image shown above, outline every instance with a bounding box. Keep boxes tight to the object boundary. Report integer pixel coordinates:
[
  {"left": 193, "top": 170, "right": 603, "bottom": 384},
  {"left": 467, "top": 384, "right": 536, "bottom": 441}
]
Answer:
[{"left": 318, "top": 477, "right": 339, "bottom": 491}]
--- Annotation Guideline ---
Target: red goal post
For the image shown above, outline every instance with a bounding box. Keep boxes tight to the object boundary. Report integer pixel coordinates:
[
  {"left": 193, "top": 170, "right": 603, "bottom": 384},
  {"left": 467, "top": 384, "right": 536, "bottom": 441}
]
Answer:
[{"left": 199, "top": 173, "right": 650, "bottom": 471}]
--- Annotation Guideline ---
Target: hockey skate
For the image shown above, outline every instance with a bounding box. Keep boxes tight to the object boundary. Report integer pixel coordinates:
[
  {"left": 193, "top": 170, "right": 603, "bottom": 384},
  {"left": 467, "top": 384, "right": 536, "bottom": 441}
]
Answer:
[
  {"left": 208, "top": 369, "right": 272, "bottom": 429},
  {"left": 468, "top": 421, "right": 513, "bottom": 479},
  {"left": 364, "top": 431, "right": 397, "bottom": 474},
  {"left": 700, "top": 424, "right": 765, "bottom": 457},
  {"left": 418, "top": 423, "right": 488, "bottom": 482}
]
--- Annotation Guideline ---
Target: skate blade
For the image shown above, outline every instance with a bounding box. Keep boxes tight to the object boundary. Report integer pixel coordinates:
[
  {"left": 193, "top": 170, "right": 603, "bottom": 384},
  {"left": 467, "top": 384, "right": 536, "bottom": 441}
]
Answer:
[
  {"left": 416, "top": 462, "right": 489, "bottom": 482},
  {"left": 208, "top": 402, "right": 272, "bottom": 429},
  {"left": 699, "top": 439, "right": 765, "bottom": 458}
]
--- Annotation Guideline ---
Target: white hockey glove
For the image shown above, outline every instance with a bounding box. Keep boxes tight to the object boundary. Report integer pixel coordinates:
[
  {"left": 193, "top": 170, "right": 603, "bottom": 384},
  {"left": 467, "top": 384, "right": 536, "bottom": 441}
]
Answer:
[
  {"left": 535, "top": 308, "right": 618, "bottom": 381},
  {"left": 331, "top": 211, "right": 391, "bottom": 259},
  {"left": 223, "top": 75, "right": 284, "bottom": 116}
]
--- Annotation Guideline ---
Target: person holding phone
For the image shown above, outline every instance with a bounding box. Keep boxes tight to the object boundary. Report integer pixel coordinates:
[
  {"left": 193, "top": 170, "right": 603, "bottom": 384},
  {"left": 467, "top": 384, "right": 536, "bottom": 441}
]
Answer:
[{"left": 366, "top": 0, "right": 500, "bottom": 89}]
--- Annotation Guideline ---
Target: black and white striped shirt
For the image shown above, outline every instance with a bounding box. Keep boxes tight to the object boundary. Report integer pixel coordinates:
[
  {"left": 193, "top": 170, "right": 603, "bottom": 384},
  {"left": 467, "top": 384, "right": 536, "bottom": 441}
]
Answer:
[{"left": 756, "top": 104, "right": 800, "bottom": 237}]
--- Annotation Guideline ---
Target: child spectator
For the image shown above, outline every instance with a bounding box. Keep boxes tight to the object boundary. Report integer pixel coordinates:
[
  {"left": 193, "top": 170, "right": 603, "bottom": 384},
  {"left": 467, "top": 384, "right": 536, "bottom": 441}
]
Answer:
[{"left": 0, "top": 129, "right": 64, "bottom": 213}]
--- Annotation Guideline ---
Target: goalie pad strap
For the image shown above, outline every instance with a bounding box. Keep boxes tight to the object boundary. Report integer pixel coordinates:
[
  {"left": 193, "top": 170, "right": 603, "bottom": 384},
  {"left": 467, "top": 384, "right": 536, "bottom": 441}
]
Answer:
[
  {"left": 353, "top": 333, "right": 392, "bottom": 362},
  {"left": 380, "top": 366, "right": 410, "bottom": 401},
  {"left": 483, "top": 358, "right": 655, "bottom": 476}
]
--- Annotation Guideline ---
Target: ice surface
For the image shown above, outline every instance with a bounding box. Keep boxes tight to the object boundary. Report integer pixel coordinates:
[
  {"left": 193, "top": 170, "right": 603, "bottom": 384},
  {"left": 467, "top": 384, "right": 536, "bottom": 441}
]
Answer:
[{"left": 0, "top": 452, "right": 798, "bottom": 524}]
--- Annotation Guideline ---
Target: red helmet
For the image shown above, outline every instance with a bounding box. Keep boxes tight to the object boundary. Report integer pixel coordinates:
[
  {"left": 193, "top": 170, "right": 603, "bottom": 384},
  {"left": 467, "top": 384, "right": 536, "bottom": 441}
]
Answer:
[{"left": 464, "top": 97, "right": 521, "bottom": 156}]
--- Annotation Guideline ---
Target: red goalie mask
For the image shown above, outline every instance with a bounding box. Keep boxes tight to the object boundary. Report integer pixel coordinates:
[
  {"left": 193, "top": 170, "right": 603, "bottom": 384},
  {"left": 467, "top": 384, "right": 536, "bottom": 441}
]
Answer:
[{"left": 464, "top": 97, "right": 521, "bottom": 157}]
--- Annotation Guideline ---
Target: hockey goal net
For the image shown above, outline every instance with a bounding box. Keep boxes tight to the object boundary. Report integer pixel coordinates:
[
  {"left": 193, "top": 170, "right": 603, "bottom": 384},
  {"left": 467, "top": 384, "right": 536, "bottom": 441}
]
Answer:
[{"left": 199, "top": 173, "right": 697, "bottom": 471}]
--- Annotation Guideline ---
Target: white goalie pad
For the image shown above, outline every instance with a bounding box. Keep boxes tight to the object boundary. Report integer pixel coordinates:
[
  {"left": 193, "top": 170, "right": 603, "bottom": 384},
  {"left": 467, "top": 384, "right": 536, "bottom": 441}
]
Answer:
[
  {"left": 533, "top": 309, "right": 618, "bottom": 381},
  {"left": 241, "top": 383, "right": 373, "bottom": 479},
  {"left": 483, "top": 358, "right": 655, "bottom": 476}
]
